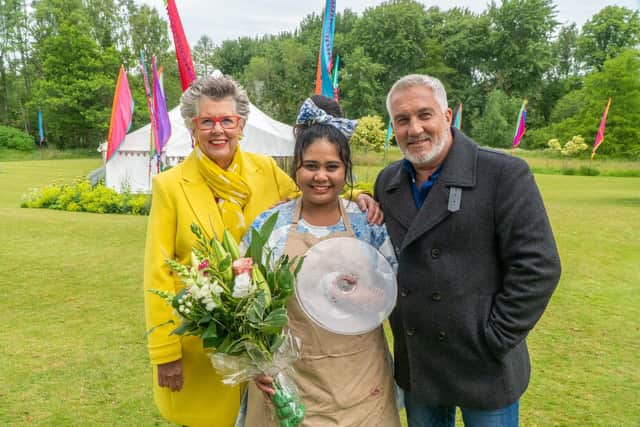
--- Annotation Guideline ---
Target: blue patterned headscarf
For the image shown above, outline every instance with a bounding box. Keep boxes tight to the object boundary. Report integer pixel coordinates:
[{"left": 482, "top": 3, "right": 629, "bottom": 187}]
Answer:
[{"left": 295, "top": 98, "right": 358, "bottom": 138}]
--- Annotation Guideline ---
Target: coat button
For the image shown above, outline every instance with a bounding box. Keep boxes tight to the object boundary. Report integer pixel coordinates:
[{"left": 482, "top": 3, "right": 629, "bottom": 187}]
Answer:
[
  {"left": 437, "top": 331, "right": 447, "bottom": 341},
  {"left": 430, "top": 248, "right": 441, "bottom": 259},
  {"left": 395, "top": 246, "right": 401, "bottom": 254},
  {"left": 400, "top": 288, "right": 409, "bottom": 297},
  {"left": 431, "top": 292, "right": 441, "bottom": 301},
  {"left": 407, "top": 328, "right": 415, "bottom": 336}
]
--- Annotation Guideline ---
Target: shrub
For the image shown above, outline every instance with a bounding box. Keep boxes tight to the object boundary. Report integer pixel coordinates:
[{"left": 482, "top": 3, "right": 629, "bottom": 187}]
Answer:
[
  {"left": 21, "top": 179, "right": 150, "bottom": 215},
  {"left": 547, "top": 135, "right": 589, "bottom": 157},
  {"left": 579, "top": 166, "right": 600, "bottom": 176},
  {"left": 0, "top": 125, "right": 35, "bottom": 151},
  {"left": 351, "top": 116, "right": 387, "bottom": 152}
]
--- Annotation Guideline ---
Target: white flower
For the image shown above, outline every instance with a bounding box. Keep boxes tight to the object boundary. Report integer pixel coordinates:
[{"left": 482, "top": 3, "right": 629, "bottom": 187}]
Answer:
[
  {"left": 186, "top": 301, "right": 193, "bottom": 308},
  {"left": 206, "top": 302, "right": 216, "bottom": 311},
  {"left": 232, "top": 273, "right": 252, "bottom": 298},
  {"left": 210, "top": 281, "right": 224, "bottom": 296},
  {"left": 195, "top": 286, "right": 209, "bottom": 300},
  {"left": 179, "top": 305, "right": 185, "bottom": 313}
]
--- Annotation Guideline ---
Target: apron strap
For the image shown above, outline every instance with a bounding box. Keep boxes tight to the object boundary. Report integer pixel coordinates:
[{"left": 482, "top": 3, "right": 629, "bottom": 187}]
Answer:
[
  {"left": 338, "top": 198, "right": 354, "bottom": 234},
  {"left": 289, "top": 197, "right": 354, "bottom": 235}
]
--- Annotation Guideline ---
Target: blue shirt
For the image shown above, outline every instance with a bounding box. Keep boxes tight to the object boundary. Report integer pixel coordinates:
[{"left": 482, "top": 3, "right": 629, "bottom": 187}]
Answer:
[
  {"left": 402, "top": 159, "right": 442, "bottom": 209},
  {"left": 241, "top": 198, "right": 398, "bottom": 273}
]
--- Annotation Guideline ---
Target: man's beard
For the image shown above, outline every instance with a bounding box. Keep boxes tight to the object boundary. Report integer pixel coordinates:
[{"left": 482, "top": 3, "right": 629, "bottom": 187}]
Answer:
[{"left": 400, "top": 126, "right": 450, "bottom": 167}]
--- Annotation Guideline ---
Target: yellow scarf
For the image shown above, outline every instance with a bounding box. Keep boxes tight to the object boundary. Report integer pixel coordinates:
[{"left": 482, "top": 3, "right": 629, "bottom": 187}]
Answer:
[{"left": 194, "top": 145, "right": 252, "bottom": 241}]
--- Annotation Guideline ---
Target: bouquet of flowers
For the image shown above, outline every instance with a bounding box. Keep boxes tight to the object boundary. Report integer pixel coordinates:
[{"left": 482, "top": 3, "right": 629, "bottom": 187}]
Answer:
[{"left": 149, "top": 213, "right": 305, "bottom": 427}]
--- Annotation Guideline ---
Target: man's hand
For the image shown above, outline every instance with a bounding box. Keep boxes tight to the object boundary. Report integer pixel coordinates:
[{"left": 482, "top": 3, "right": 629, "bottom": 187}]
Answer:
[
  {"left": 157, "top": 359, "right": 184, "bottom": 392},
  {"left": 356, "top": 193, "right": 384, "bottom": 225}
]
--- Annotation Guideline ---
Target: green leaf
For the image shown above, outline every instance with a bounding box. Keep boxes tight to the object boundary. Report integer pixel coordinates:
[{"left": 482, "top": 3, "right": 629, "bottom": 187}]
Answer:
[
  {"left": 218, "top": 254, "right": 232, "bottom": 272},
  {"left": 260, "top": 308, "right": 289, "bottom": 334},
  {"left": 215, "top": 334, "right": 233, "bottom": 352},
  {"left": 292, "top": 256, "right": 304, "bottom": 277},
  {"left": 226, "top": 337, "right": 248, "bottom": 355},
  {"left": 170, "top": 320, "right": 193, "bottom": 336},
  {"left": 269, "top": 334, "right": 285, "bottom": 353},
  {"left": 247, "top": 292, "right": 267, "bottom": 323},
  {"left": 248, "top": 212, "right": 279, "bottom": 264},
  {"left": 202, "top": 321, "right": 217, "bottom": 339}
]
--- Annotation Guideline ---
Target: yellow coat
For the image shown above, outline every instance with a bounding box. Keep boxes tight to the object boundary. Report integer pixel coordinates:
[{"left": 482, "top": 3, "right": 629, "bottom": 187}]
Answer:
[{"left": 143, "top": 149, "right": 298, "bottom": 426}]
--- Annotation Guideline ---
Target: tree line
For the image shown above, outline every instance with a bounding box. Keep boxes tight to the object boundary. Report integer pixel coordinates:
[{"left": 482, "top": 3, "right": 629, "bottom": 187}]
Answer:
[{"left": 1, "top": 0, "right": 639, "bottom": 157}]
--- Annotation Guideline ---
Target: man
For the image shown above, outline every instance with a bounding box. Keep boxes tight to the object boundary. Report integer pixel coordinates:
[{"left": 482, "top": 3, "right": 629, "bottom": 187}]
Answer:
[{"left": 374, "top": 74, "right": 561, "bottom": 427}]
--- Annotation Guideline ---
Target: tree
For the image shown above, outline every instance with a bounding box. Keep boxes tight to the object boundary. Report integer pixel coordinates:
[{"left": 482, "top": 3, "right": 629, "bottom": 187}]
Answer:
[
  {"left": 0, "top": 0, "right": 32, "bottom": 129},
  {"left": 349, "top": 0, "right": 430, "bottom": 90},
  {"left": 128, "top": 3, "right": 170, "bottom": 66},
  {"left": 484, "top": 0, "right": 558, "bottom": 97},
  {"left": 553, "top": 23, "right": 580, "bottom": 78},
  {"left": 30, "top": 21, "right": 120, "bottom": 148},
  {"left": 536, "top": 49, "right": 640, "bottom": 157},
  {"left": 470, "top": 89, "right": 521, "bottom": 148},
  {"left": 193, "top": 35, "right": 216, "bottom": 77},
  {"left": 577, "top": 6, "right": 640, "bottom": 71},
  {"left": 213, "top": 37, "right": 262, "bottom": 78},
  {"left": 339, "top": 47, "right": 385, "bottom": 118},
  {"left": 577, "top": 49, "right": 640, "bottom": 157}
]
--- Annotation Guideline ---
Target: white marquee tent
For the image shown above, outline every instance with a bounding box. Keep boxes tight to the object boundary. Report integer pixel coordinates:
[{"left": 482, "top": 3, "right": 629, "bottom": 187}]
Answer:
[{"left": 98, "top": 104, "right": 294, "bottom": 193}]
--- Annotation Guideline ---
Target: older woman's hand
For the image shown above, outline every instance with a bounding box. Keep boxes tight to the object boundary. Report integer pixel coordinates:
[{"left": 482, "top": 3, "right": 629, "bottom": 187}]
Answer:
[
  {"left": 157, "top": 359, "right": 184, "bottom": 392},
  {"left": 356, "top": 193, "right": 384, "bottom": 225},
  {"left": 255, "top": 374, "right": 276, "bottom": 397}
]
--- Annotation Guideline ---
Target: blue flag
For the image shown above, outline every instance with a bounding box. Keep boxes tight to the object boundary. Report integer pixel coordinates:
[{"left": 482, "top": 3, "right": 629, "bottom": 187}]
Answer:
[
  {"left": 38, "top": 110, "right": 45, "bottom": 147},
  {"left": 315, "top": 0, "right": 336, "bottom": 98}
]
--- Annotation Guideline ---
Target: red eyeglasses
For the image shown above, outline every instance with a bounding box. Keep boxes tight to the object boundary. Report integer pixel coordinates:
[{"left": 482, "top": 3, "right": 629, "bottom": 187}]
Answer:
[{"left": 193, "top": 115, "right": 242, "bottom": 130}]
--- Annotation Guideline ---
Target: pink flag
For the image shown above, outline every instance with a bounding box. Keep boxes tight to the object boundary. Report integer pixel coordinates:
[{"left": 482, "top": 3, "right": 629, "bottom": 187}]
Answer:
[
  {"left": 591, "top": 97, "right": 612, "bottom": 160},
  {"left": 166, "top": 0, "right": 196, "bottom": 91},
  {"left": 106, "top": 65, "right": 133, "bottom": 162},
  {"left": 512, "top": 99, "right": 527, "bottom": 150}
]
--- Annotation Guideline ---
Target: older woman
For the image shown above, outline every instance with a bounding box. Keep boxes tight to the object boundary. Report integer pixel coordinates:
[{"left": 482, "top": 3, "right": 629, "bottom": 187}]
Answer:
[{"left": 143, "top": 74, "right": 380, "bottom": 426}]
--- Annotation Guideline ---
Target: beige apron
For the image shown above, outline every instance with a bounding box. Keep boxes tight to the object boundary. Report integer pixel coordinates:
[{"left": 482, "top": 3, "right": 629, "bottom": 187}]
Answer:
[{"left": 245, "top": 199, "right": 400, "bottom": 427}]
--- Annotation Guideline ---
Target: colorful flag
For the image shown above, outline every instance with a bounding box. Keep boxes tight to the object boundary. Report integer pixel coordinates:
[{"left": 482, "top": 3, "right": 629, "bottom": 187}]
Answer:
[
  {"left": 166, "top": 0, "right": 196, "bottom": 91},
  {"left": 383, "top": 119, "right": 393, "bottom": 162},
  {"left": 452, "top": 102, "right": 463, "bottom": 130},
  {"left": 106, "top": 65, "right": 134, "bottom": 162},
  {"left": 314, "top": 0, "right": 336, "bottom": 98},
  {"left": 37, "top": 110, "right": 45, "bottom": 147},
  {"left": 332, "top": 55, "right": 340, "bottom": 101},
  {"left": 139, "top": 53, "right": 158, "bottom": 155},
  {"left": 512, "top": 99, "right": 527, "bottom": 150},
  {"left": 591, "top": 97, "right": 612, "bottom": 160},
  {"left": 153, "top": 55, "right": 171, "bottom": 154}
]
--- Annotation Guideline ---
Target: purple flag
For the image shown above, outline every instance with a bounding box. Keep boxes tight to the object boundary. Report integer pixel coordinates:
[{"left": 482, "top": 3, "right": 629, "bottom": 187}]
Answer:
[{"left": 152, "top": 56, "right": 171, "bottom": 153}]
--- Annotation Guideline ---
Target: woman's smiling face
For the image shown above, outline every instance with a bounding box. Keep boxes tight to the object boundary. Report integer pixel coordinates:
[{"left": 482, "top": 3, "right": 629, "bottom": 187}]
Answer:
[
  {"left": 295, "top": 137, "right": 346, "bottom": 208},
  {"left": 194, "top": 96, "right": 244, "bottom": 169}
]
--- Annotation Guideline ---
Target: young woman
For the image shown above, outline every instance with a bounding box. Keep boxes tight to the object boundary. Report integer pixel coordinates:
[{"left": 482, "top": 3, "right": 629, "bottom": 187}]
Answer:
[
  {"left": 241, "top": 96, "right": 400, "bottom": 426},
  {"left": 143, "top": 75, "right": 381, "bottom": 426}
]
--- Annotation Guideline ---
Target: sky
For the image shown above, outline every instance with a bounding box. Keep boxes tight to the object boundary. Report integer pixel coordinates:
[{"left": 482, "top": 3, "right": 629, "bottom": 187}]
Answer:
[{"left": 136, "top": 0, "right": 639, "bottom": 47}]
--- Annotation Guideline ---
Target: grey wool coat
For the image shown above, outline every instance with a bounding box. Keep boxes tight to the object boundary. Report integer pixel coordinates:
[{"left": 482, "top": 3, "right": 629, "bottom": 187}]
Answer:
[{"left": 374, "top": 128, "right": 561, "bottom": 409}]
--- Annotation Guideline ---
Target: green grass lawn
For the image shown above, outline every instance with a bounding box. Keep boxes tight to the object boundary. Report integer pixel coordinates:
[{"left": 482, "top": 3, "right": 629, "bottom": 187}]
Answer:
[{"left": 1, "top": 158, "right": 639, "bottom": 425}]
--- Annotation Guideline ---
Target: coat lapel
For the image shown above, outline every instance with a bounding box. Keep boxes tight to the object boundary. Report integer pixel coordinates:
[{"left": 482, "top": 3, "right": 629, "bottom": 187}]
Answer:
[
  {"left": 382, "top": 163, "right": 418, "bottom": 230},
  {"left": 179, "top": 154, "right": 223, "bottom": 240},
  {"left": 400, "top": 129, "right": 479, "bottom": 251}
]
